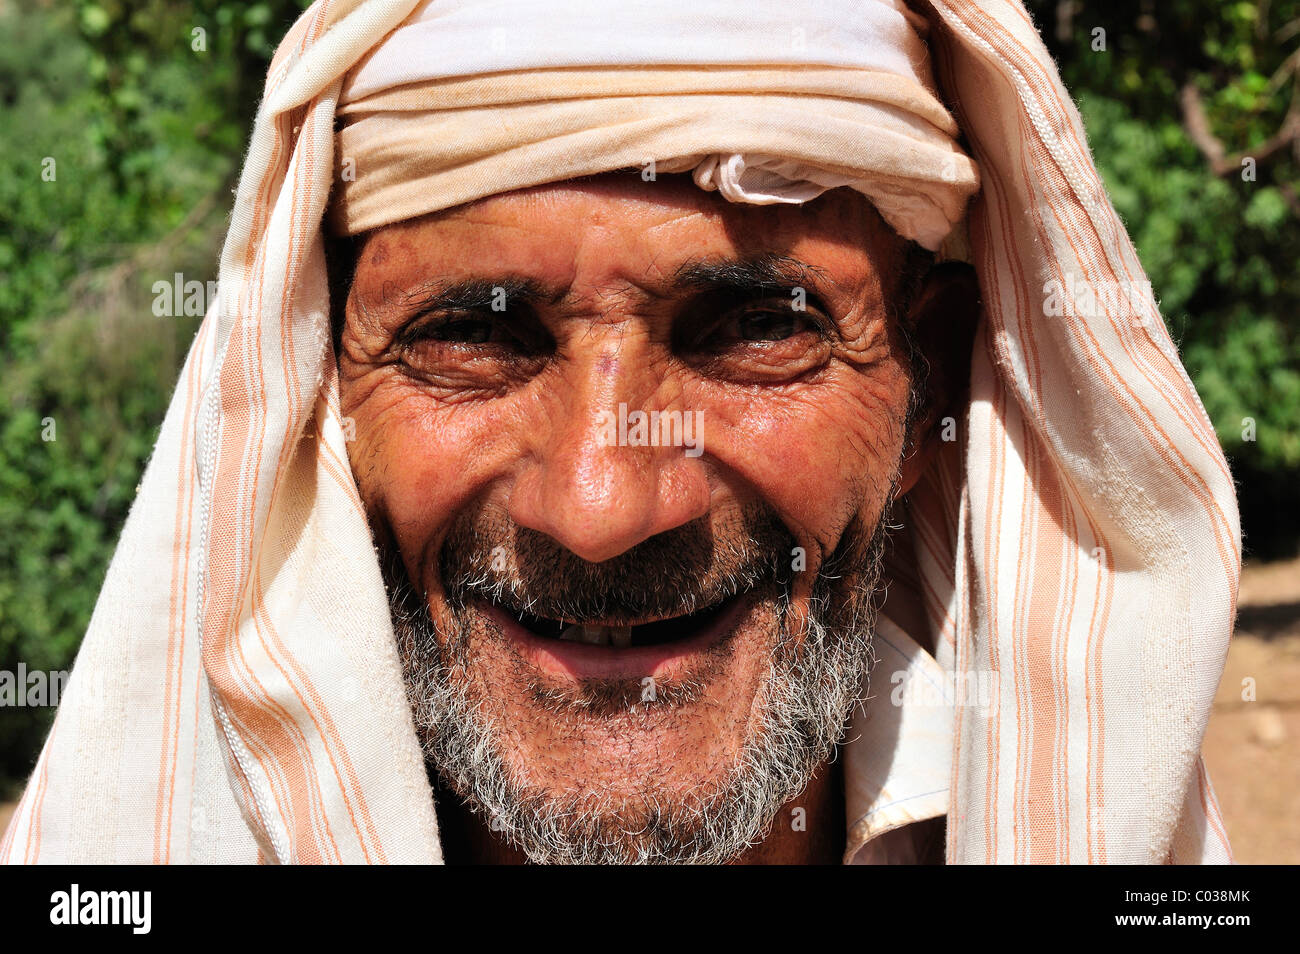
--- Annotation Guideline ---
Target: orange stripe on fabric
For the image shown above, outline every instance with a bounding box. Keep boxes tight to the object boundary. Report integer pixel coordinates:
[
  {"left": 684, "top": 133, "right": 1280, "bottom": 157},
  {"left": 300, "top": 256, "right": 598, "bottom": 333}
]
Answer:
[
  {"left": 937, "top": 6, "right": 1233, "bottom": 864},
  {"left": 966, "top": 4, "right": 1236, "bottom": 490},
  {"left": 956, "top": 3, "right": 1238, "bottom": 577},
  {"left": 1034, "top": 192, "right": 1238, "bottom": 578},
  {"left": 154, "top": 316, "right": 212, "bottom": 862},
  {"left": 204, "top": 119, "right": 309, "bottom": 858},
  {"left": 247, "top": 584, "right": 344, "bottom": 862},
  {"left": 252, "top": 103, "right": 388, "bottom": 862},
  {"left": 24, "top": 713, "right": 59, "bottom": 863},
  {"left": 1197, "top": 757, "right": 1231, "bottom": 855}
]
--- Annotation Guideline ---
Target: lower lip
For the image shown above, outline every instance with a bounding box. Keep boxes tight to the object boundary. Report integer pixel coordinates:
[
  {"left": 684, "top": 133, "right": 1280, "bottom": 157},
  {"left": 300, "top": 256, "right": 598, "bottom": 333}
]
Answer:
[{"left": 478, "top": 595, "right": 751, "bottom": 682}]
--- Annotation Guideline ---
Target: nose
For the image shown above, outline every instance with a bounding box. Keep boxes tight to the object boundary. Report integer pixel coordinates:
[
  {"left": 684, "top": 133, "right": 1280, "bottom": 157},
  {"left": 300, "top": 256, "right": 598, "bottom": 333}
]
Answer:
[{"left": 508, "top": 348, "right": 711, "bottom": 564}]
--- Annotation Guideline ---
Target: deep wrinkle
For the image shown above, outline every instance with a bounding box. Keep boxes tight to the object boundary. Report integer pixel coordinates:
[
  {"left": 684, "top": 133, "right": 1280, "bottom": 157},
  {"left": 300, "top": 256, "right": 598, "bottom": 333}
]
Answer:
[{"left": 337, "top": 172, "right": 978, "bottom": 863}]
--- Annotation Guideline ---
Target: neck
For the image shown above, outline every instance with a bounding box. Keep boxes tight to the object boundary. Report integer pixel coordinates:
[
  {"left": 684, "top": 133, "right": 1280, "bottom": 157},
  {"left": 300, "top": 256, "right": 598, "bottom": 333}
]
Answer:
[{"left": 432, "top": 757, "right": 845, "bottom": 865}]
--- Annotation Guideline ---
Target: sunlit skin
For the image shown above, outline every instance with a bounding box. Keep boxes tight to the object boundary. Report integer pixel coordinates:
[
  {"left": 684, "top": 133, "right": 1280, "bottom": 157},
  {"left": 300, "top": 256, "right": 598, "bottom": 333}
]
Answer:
[{"left": 336, "top": 173, "right": 976, "bottom": 864}]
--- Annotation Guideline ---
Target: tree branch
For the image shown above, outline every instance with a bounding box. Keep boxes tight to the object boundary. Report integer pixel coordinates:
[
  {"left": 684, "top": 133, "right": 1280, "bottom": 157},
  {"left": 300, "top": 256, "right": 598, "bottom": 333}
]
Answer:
[{"left": 1179, "top": 82, "right": 1300, "bottom": 177}]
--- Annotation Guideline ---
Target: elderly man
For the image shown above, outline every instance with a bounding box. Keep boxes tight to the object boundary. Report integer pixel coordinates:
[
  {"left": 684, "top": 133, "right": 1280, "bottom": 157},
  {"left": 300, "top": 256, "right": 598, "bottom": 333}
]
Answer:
[{"left": 3, "top": 0, "right": 1237, "bottom": 865}]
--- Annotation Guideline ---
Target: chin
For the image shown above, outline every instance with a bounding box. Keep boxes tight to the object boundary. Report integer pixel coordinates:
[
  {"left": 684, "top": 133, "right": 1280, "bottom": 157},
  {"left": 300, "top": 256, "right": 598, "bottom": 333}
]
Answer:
[
  {"left": 458, "top": 581, "right": 782, "bottom": 782},
  {"left": 385, "top": 503, "right": 887, "bottom": 863}
]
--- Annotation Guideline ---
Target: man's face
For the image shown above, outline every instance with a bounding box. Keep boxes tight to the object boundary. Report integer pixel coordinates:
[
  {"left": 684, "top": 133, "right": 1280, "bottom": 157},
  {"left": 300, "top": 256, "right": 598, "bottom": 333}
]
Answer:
[{"left": 338, "top": 173, "right": 924, "bottom": 862}]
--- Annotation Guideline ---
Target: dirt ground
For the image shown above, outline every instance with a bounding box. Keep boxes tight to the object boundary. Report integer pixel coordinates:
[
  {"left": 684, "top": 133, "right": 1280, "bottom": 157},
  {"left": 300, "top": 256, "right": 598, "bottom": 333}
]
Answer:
[
  {"left": 1, "top": 558, "right": 1296, "bottom": 862},
  {"left": 1202, "top": 554, "right": 1300, "bottom": 864}
]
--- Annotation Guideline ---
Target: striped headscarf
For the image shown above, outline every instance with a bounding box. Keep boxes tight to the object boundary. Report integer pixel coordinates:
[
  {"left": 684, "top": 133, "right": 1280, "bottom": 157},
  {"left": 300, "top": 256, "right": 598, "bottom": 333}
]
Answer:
[{"left": 2, "top": 0, "right": 1237, "bottom": 864}]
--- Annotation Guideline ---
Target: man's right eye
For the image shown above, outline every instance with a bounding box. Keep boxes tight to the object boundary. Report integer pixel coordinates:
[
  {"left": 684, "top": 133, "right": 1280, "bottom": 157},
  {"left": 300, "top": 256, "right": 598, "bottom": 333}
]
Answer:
[
  {"left": 416, "top": 314, "right": 505, "bottom": 345},
  {"left": 396, "top": 310, "right": 553, "bottom": 392}
]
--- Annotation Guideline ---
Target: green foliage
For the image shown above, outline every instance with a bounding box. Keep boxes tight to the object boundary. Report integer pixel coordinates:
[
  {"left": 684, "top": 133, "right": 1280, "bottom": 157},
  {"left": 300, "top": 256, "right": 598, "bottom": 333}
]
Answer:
[{"left": 0, "top": 0, "right": 309, "bottom": 792}]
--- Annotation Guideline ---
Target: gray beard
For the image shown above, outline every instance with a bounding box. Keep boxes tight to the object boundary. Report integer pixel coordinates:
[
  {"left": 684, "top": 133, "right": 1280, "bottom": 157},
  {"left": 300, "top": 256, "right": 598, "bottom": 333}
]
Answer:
[{"left": 386, "top": 507, "right": 890, "bottom": 865}]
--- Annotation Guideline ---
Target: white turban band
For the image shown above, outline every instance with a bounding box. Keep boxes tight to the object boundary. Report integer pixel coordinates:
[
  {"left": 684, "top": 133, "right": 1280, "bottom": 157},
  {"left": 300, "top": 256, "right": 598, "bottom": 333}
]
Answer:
[{"left": 329, "top": 0, "right": 980, "bottom": 250}]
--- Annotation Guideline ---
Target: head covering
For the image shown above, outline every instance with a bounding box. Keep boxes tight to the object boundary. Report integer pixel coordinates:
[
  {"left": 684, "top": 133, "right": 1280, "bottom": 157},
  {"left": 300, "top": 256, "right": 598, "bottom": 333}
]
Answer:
[
  {"left": 3, "top": 0, "right": 1237, "bottom": 864},
  {"left": 328, "top": 0, "right": 979, "bottom": 250}
]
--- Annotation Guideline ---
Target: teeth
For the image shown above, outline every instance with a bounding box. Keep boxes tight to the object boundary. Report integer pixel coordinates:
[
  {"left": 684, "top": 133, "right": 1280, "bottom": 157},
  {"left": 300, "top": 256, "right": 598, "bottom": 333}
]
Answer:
[
  {"left": 557, "top": 623, "right": 635, "bottom": 648},
  {"left": 556, "top": 624, "right": 604, "bottom": 645}
]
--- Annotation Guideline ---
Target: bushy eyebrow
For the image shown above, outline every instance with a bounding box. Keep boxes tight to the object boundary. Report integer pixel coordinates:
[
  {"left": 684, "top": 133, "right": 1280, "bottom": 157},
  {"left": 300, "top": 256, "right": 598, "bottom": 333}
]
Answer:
[
  {"left": 387, "top": 253, "right": 836, "bottom": 330},
  {"left": 671, "top": 254, "right": 834, "bottom": 299},
  {"left": 400, "top": 276, "right": 548, "bottom": 313},
  {"left": 670, "top": 254, "right": 840, "bottom": 340}
]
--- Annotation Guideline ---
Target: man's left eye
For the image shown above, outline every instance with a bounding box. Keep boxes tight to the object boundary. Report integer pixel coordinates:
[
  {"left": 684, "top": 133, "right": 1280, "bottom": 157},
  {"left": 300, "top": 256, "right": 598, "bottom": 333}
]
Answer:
[
  {"left": 735, "top": 309, "right": 808, "bottom": 342},
  {"left": 709, "top": 302, "right": 822, "bottom": 347},
  {"left": 415, "top": 315, "right": 508, "bottom": 345}
]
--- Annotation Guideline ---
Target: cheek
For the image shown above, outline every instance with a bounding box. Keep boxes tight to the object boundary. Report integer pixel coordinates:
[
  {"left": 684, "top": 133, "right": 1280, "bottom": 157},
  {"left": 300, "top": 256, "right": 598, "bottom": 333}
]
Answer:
[
  {"left": 342, "top": 369, "right": 528, "bottom": 570},
  {"left": 341, "top": 350, "right": 911, "bottom": 580},
  {"left": 695, "top": 360, "right": 910, "bottom": 552}
]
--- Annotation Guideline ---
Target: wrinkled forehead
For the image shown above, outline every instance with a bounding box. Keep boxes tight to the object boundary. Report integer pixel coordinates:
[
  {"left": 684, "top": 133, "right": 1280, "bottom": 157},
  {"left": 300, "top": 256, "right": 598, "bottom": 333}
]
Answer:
[{"left": 330, "top": 174, "right": 918, "bottom": 319}]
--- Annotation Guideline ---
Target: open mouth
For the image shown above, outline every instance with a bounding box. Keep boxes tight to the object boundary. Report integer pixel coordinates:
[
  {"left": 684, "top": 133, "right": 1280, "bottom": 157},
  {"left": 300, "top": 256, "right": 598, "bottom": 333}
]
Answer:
[{"left": 493, "top": 594, "right": 741, "bottom": 649}]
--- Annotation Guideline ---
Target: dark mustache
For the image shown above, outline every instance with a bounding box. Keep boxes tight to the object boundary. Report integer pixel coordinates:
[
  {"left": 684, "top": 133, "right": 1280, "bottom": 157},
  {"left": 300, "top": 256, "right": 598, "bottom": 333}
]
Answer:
[{"left": 438, "top": 504, "right": 797, "bottom": 624}]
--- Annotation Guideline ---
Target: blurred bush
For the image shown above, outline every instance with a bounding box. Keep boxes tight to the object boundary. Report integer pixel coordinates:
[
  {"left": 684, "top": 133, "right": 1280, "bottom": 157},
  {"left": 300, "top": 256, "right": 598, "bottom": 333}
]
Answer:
[
  {"left": 0, "top": 0, "right": 1297, "bottom": 791},
  {"left": 0, "top": 0, "right": 310, "bottom": 794}
]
